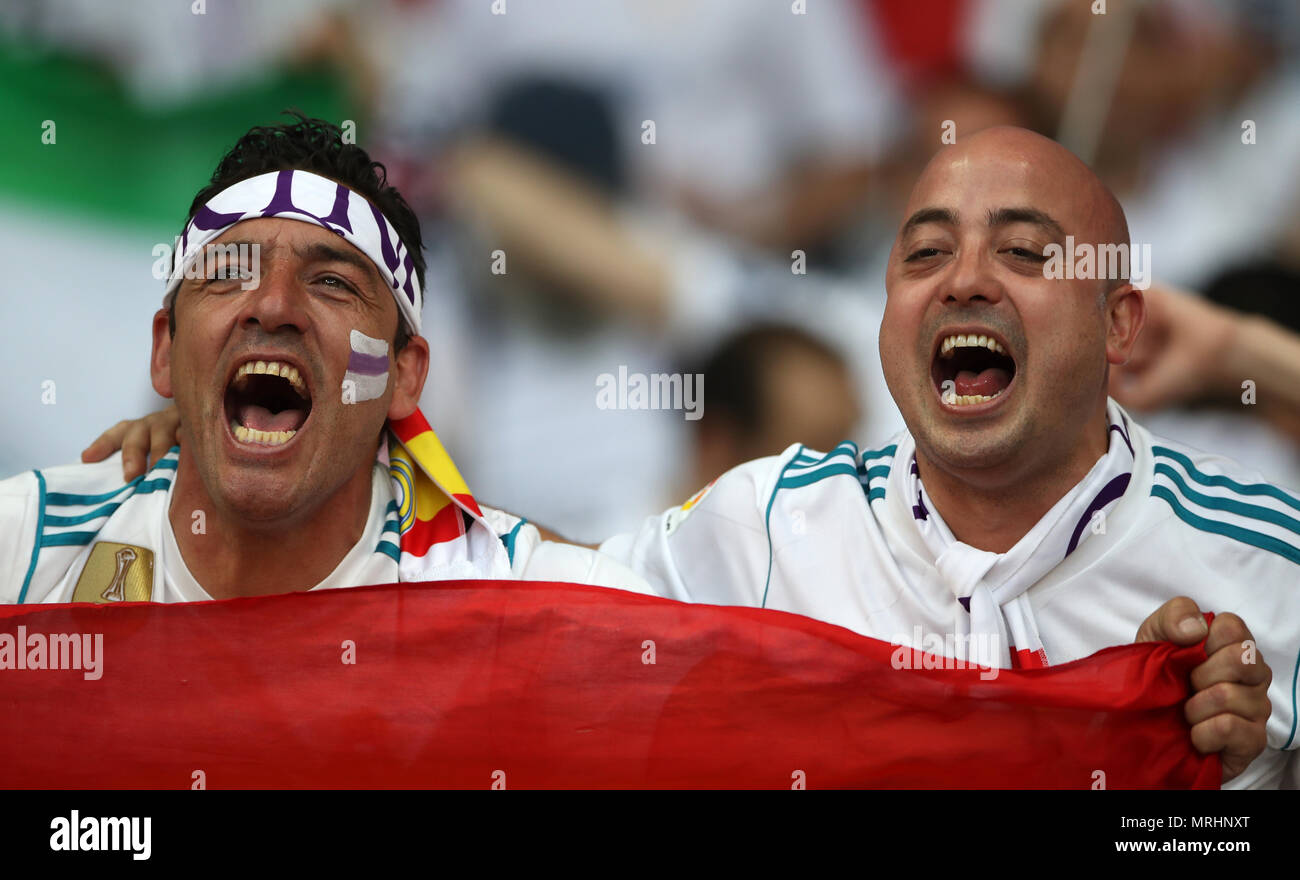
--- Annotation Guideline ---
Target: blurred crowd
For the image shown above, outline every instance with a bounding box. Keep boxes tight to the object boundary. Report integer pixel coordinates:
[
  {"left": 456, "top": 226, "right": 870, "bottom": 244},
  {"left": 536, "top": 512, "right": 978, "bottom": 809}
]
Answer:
[{"left": 5, "top": 0, "right": 1300, "bottom": 540}]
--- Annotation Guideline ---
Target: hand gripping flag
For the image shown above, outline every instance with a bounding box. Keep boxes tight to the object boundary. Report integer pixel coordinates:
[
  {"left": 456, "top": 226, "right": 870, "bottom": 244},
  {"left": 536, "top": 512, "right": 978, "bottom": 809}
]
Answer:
[
  {"left": 0, "top": 581, "right": 1219, "bottom": 789},
  {"left": 387, "top": 409, "right": 511, "bottom": 581}
]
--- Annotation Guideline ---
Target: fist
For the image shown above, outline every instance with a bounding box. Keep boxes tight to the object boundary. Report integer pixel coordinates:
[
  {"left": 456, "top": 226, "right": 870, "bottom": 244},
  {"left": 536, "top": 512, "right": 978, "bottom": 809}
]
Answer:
[{"left": 1136, "top": 596, "right": 1272, "bottom": 783}]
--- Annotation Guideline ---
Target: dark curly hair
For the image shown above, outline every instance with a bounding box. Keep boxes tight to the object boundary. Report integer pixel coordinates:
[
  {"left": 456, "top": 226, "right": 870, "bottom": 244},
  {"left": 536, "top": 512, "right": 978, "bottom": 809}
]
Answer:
[{"left": 170, "top": 111, "right": 421, "bottom": 350}]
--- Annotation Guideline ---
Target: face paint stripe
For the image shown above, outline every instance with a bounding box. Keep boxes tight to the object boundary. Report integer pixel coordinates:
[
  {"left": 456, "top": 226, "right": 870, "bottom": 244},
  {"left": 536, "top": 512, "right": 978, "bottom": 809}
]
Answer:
[
  {"left": 343, "top": 329, "right": 389, "bottom": 402},
  {"left": 346, "top": 351, "right": 389, "bottom": 375}
]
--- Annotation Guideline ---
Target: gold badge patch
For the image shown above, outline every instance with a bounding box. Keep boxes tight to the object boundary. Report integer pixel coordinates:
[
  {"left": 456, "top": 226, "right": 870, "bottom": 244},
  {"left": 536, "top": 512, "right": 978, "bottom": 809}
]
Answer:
[{"left": 73, "top": 542, "right": 154, "bottom": 603}]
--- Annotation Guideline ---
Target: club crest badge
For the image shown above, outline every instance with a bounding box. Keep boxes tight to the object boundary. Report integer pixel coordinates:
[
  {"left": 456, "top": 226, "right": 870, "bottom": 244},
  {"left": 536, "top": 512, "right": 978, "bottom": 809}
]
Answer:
[{"left": 72, "top": 542, "right": 154, "bottom": 603}]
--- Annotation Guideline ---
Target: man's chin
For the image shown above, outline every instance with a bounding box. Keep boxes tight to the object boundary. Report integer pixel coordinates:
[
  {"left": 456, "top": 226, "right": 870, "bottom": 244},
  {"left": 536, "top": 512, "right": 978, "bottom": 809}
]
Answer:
[
  {"left": 214, "top": 484, "right": 312, "bottom": 525},
  {"left": 914, "top": 407, "right": 1028, "bottom": 473}
]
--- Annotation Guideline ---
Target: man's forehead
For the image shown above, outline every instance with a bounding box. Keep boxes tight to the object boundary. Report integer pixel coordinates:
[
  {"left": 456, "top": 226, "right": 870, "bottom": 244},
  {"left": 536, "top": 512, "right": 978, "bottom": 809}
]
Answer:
[
  {"left": 899, "top": 129, "right": 1121, "bottom": 242},
  {"left": 213, "top": 218, "right": 378, "bottom": 271},
  {"left": 905, "top": 151, "right": 1058, "bottom": 224}
]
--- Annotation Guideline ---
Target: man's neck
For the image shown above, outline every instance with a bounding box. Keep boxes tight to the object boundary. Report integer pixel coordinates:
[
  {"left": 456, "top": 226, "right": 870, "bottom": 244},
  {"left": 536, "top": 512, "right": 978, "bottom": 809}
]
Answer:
[
  {"left": 915, "top": 414, "right": 1111, "bottom": 554},
  {"left": 167, "top": 457, "right": 375, "bottom": 600}
]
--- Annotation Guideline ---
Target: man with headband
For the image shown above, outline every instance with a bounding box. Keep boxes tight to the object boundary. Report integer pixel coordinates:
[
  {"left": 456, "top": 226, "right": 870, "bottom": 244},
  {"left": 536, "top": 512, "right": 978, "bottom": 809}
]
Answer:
[{"left": 0, "top": 114, "right": 648, "bottom": 603}]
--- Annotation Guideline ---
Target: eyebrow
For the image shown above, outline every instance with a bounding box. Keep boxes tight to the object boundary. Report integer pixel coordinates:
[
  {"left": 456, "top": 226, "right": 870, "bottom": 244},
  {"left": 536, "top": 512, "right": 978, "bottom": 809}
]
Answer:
[
  {"left": 900, "top": 206, "right": 1066, "bottom": 238},
  {"left": 900, "top": 207, "right": 958, "bottom": 236},
  {"left": 986, "top": 207, "right": 1065, "bottom": 237},
  {"left": 292, "top": 241, "right": 381, "bottom": 288}
]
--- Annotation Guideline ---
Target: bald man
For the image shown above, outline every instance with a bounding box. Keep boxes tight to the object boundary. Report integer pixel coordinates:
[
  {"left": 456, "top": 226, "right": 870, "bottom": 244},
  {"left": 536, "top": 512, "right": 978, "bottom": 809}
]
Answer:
[{"left": 600, "top": 128, "right": 1295, "bottom": 788}]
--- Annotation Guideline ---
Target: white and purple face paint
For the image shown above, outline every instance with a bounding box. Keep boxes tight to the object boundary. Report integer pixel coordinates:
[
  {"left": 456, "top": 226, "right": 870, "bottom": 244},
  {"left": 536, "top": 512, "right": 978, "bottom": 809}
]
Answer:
[{"left": 343, "top": 330, "right": 390, "bottom": 403}]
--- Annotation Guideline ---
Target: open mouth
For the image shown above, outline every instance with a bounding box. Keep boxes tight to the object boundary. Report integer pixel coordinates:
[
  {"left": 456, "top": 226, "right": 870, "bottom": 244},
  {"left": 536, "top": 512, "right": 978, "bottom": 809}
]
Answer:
[
  {"left": 931, "top": 333, "right": 1017, "bottom": 407},
  {"left": 224, "top": 360, "right": 312, "bottom": 447}
]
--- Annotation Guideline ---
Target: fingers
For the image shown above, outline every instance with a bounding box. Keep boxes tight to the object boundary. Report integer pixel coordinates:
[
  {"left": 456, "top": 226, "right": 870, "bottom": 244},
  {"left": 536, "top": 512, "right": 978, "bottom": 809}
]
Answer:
[
  {"left": 1184, "top": 614, "right": 1272, "bottom": 784},
  {"left": 1184, "top": 675, "right": 1271, "bottom": 727},
  {"left": 80, "top": 420, "right": 131, "bottom": 464},
  {"left": 1188, "top": 711, "right": 1270, "bottom": 783},
  {"left": 119, "top": 419, "right": 153, "bottom": 482},
  {"left": 1203, "top": 611, "right": 1251, "bottom": 657},
  {"left": 149, "top": 416, "right": 177, "bottom": 468},
  {"left": 1190, "top": 639, "right": 1272, "bottom": 693},
  {"left": 1135, "top": 596, "right": 1207, "bottom": 645}
]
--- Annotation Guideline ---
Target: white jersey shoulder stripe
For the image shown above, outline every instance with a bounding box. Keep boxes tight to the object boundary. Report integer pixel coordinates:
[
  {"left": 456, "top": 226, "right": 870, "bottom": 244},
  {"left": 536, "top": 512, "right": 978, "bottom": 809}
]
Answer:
[
  {"left": 17, "top": 450, "right": 179, "bottom": 603},
  {"left": 760, "top": 441, "right": 900, "bottom": 606},
  {"left": 1151, "top": 445, "right": 1300, "bottom": 566}
]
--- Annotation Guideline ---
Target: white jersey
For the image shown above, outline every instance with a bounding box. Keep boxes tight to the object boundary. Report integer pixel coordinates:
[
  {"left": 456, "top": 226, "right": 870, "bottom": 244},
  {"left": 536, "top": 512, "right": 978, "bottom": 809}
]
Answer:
[
  {"left": 1, "top": 448, "right": 653, "bottom": 606},
  {"left": 601, "top": 400, "right": 1300, "bottom": 789}
]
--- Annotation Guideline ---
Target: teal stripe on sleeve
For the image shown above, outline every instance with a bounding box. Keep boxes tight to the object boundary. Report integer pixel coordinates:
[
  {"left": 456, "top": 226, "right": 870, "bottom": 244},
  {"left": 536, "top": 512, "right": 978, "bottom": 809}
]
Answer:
[
  {"left": 375, "top": 541, "right": 400, "bottom": 562},
  {"left": 861, "top": 444, "right": 898, "bottom": 462},
  {"left": 46, "top": 481, "right": 139, "bottom": 507},
  {"left": 761, "top": 449, "right": 805, "bottom": 609},
  {"left": 1152, "top": 486, "right": 1300, "bottom": 566},
  {"left": 1154, "top": 446, "right": 1300, "bottom": 514},
  {"left": 778, "top": 462, "right": 860, "bottom": 489},
  {"left": 43, "top": 500, "right": 123, "bottom": 527},
  {"left": 1155, "top": 463, "right": 1300, "bottom": 540},
  {"left": 40, "top": 531, "right": 97, "bottom": 548},
  {"left": 17, "top": 470, "right": 47, "bottom": 604},
  {"left": 1287, "top": 647, "right": 1299, "bottom": 749}
]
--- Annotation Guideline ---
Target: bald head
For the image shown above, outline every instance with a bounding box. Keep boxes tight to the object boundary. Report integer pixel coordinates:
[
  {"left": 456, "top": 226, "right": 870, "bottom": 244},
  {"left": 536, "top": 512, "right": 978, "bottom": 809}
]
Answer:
[
  {"left": 905, "top": 127, "right": 1129, "bottom": 266},
  {"left": 879, "top": 125, "right": 1148, "bottom": 513}
]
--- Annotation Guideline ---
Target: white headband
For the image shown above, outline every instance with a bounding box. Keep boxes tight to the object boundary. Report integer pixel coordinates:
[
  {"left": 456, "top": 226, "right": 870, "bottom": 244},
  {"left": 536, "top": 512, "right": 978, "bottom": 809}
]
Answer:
[{"left": 163, "top": 169, "right": 423, "bottom": 333}]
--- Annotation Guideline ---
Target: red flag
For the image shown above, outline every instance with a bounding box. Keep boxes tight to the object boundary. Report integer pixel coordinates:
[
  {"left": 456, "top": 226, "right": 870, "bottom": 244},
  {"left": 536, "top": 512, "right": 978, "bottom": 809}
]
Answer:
[{"left": 0, "top": 581, "right": 1217, "bottom": 789}]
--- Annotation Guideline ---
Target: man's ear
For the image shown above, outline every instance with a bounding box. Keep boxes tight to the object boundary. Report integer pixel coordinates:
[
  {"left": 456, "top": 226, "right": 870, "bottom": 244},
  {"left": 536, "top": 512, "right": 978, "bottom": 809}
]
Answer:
[
  {"left": 387, "top": 333, "right": 430, "bottom": 421},
  {"left": 1105, "top": 283, "right": 1145, "bottom": 366},
  {"left": 150, "top": 308, "right": 175, "bottom": 398}
]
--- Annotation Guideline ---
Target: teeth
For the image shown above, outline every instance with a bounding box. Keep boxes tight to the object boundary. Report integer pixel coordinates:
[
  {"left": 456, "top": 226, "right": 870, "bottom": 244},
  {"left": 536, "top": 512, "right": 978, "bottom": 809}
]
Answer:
[
  {"left": 943, "top": 391, "right": 1003, "bottom": 406},
  {"left": 232, "top": 422, "right": 297, "bottom": 446},
  {"left": 233, "top": 360, "right": 308, "bottom": 397},
  {"left": 939, "top": 334, "right": 1007, "bottom": 357}
]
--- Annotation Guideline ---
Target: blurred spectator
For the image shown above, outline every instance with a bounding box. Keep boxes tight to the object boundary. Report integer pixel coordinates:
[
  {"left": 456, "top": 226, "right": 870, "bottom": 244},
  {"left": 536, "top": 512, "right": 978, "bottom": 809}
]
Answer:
[
  {"left": 374, "top": 0, "right": 903, "bottom": 255},
  {"left": 1110, "top": 281, "right": 1300, "bottom": 489},
  {"left": 0, "top": 0, "right": 357, "bottom": 108},
  {"left": 360, "top": 0, "right": 909, "bottom": 539},
  {"left": 687, "top": 323, "right": 862, "bottom": 493},
  {"left": 1029, "top": 0, "right": 1300, "bottom": 289}
]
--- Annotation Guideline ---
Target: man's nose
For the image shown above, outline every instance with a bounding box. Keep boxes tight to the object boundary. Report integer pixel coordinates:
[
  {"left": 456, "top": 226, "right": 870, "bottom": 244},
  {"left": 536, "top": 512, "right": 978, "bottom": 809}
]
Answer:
[
  {"left": 941, "top": 245, "right": 1005, "bottom": 307},
  {"left": 237, "top": 261, "right": 311, "bottom": 334}
]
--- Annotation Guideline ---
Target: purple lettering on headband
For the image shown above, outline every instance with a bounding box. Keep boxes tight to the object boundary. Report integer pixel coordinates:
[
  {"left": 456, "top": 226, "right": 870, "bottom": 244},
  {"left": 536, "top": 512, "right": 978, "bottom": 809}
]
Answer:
[
  {"left": 184, "top": 204, "right": 248, "bottom": 254},
  {"left": 368, "top": 201, "right": 402, "bottom": 278},
  {"left": 261, "top": 170, "right": 352, "bottom": 235}
]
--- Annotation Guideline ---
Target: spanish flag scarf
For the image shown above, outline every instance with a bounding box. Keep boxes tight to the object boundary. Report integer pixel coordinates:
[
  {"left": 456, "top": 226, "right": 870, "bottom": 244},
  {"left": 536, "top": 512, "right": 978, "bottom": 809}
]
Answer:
[{"left": 387, "top": 410, "right": 512, "bottom": 581}]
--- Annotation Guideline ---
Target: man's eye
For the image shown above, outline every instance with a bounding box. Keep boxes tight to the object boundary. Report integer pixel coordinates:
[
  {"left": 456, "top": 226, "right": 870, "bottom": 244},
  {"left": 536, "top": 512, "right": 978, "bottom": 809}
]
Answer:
[
  {"left": 208, "top": 266, "right": 250, "bottom": 280},
  {"left": 904, "top": 248, "right": 944, "bottom": 262},
  {"left": 1004, "top": 247, "right": 1048, "bottom": 263},
  {"left": 317, "top": 275, "right": 355, "bottom": 293}
]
